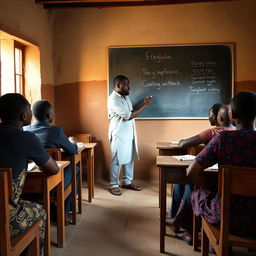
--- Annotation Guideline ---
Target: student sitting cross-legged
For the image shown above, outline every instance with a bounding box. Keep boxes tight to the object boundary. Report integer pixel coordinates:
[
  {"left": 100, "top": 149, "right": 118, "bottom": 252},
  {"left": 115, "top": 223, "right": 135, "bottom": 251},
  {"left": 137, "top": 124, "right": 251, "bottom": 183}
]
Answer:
[
  {"left": 0, "top": 93, "right": 59, "bottom": 255},
  {"left": 188, "top": 91, "right": 256, "bottom": 239},
  {"left": 23, "top": 100, "right": 80, "bottom": 225},
  {"left": 166, "top": 103, "right": 234, "bottom": 244}
]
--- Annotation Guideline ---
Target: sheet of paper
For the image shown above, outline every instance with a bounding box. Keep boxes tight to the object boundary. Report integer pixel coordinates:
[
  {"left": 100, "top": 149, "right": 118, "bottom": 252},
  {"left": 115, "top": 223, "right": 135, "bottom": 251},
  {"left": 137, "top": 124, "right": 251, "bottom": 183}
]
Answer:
[
  {"left": 172, "top": 154, "right": 196, "bottom": 161},
  {"left": 208, "top": 163, "right": 218, "bottom": 170},
  {"left": 27, "top": 162, "right": 37, "bottom": 171},
  {"left": 77, "top": 142, "right": 84, "bottom": 148},
  {"left": 170, "top": 141, "right": 179, "bottom": 145}
]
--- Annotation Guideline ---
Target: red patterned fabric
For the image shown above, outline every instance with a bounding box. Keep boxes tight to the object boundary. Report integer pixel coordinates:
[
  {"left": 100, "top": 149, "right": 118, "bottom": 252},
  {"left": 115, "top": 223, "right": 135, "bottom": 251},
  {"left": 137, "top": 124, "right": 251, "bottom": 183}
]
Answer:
[
  {"left": 199, "top": 126, "right": 234, "bottom": 145},
  {"left": 191, "top": 129, "right": 256, "bottom": 237}
]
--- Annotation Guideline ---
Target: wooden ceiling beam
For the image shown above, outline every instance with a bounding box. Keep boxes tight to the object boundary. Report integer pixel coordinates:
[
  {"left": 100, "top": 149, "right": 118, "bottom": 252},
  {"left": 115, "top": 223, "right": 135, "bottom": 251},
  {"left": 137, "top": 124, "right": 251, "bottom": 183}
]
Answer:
[{"left": 36, "top": 0, "right": 236, "bottom": 8}]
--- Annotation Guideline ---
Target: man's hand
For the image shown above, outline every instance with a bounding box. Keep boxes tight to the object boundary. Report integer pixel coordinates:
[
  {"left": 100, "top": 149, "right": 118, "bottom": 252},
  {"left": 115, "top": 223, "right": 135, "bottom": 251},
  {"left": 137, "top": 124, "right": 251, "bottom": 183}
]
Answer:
[
  {"left": 68, "top": 136, "right": 78, "bottom": 144},
  {"left": 144, "top": 96, "right": 152, "bottom": 106},
  {"left": 129, "top": 96, "right": 153, "bottom": 120}
]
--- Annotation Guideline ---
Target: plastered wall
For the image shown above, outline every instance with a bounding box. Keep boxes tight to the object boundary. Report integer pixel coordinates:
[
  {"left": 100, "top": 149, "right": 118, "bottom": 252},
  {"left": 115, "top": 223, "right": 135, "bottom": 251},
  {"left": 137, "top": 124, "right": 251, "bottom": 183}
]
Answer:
[
  {"left": 0, "top": 0, "right": 54, "bottom": 87},
  {"left": 52, "top": 0, "right": 256, "bottom": 181}
]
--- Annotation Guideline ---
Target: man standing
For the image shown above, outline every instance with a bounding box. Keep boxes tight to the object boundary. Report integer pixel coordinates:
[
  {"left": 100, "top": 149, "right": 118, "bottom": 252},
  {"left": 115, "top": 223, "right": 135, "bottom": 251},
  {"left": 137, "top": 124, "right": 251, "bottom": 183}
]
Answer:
[{"left": 108, "top": 75, "right": 152, "bottom": 196}]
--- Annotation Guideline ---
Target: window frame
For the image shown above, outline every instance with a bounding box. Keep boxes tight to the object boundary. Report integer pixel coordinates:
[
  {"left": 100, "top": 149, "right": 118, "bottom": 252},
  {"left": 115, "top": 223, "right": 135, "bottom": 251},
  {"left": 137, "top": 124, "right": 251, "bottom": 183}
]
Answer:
[{"left": 14, "top": 41, "right": 25, "bottom": 94}]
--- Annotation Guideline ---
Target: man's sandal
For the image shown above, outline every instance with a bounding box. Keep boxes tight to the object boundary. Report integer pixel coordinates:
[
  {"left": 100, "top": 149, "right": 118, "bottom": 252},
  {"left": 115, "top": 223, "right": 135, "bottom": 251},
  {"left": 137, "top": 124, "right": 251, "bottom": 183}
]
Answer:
[
  {"left": 122, "top": 183, "right": 142, "bottom": 191},
  {"left": 110, "top": 187, "right": 122, "bottom": 196}
]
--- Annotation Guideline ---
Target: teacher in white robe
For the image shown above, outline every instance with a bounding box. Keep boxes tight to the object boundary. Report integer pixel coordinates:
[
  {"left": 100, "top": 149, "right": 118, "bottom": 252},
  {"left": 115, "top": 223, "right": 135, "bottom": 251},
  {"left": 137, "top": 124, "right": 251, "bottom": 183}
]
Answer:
[{"left": 108, "top": 75, "right": 152, "bottom": 196}]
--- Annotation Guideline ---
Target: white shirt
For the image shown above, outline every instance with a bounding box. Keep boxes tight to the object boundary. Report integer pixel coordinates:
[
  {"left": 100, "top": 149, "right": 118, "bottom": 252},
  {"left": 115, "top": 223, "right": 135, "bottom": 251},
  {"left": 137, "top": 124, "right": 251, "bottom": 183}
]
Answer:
[{"left": 108, "top": 90, "right": 139, "bottom": 164}]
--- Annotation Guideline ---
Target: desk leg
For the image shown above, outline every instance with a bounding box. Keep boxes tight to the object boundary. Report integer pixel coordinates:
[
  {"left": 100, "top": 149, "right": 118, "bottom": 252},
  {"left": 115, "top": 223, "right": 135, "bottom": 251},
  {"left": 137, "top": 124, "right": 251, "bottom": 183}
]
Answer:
[
  {"left": 160, "top": 167, "right": 166, "bottom": 253},
  {"left": 87, "top": 149, "right": 92, "bottom": 202},
  {"left": 43, "top": 179, "right": 51, "bottom": 256},
  {"left": 158, "top": 167, "right": 161, "bottom": 208},
  {"left": 193, "top": 213, "right": 200, "bottom": 251},
  {"left": 91, "top": 148, "right": 95, "bottom": 198},
  {"left": 71, "top": 160, "right": 77, "bottom": 225},
  {"left": 78, "top": 159, "right": 83, "bottom": 214},
  {"left": 56, "top": 179, "right": 65, "bottom": 247}
]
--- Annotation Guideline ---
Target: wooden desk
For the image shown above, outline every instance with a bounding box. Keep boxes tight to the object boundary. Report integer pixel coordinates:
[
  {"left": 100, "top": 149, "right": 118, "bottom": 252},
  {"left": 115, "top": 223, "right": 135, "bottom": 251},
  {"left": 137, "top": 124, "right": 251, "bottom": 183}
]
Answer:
[
  {"left": 156, "top": 142, "right": 188, "bottom": 206},
  {"left": 156, "top": 142, "right": 188, "bottom": 156},
  {"left": 61, "top": 142, "right": 96, "bottom": 224},
  {"left": 188, "top": 144, "right": 205, "bottom": 156},
  {"left": 62, "top": 145, "right": 85, "bottom": 225},
  {"left": 156, "top": 155, "right": 216, "bottom": 253},
  {"left": 157, "top": 156, "right": 193, "bottom": 253},
  {"left": 23, "top": 161, "right": 70, "bottom": 256},
  {"left": 81, "top": 143, "right": 97, "bottom": 203}
]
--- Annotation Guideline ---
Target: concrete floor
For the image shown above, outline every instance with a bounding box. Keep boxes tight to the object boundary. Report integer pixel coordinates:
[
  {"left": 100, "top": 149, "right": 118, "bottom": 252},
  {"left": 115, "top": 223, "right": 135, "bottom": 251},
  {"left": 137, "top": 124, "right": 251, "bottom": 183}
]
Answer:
[{"left": 50, "top": 181, "right": 256, "bottom": 256}]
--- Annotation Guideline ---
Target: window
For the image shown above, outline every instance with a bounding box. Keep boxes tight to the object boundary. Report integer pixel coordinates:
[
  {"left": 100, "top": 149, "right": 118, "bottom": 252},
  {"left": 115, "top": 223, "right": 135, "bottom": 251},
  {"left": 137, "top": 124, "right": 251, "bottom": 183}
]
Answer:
[
  {"left": 0, "top": 30, "right": 41, "bottom": 103},
  {"left": 14, "top": 41, "right": 25, "bottom": 94}
]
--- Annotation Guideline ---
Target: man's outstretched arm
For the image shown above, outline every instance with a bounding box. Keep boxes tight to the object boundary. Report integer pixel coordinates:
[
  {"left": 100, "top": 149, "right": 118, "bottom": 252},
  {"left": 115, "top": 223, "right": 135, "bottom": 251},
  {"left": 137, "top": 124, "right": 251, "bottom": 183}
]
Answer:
[{"left": 129, "top": 97, "right": 152, "bottom": 120}]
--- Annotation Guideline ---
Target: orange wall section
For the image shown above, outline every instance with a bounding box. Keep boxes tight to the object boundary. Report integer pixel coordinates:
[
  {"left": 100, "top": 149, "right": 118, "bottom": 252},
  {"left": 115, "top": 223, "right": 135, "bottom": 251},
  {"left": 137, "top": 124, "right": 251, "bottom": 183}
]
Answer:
[{"left": 41, "top": 84, "right": 55, "bottom": 107}]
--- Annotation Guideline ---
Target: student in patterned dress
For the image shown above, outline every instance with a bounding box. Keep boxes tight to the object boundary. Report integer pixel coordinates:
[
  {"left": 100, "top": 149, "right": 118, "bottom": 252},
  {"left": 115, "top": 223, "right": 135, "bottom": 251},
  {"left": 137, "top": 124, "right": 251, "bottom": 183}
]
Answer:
[
  {"left": 166, "top": 103, "right": 234, "bottom": 244},
  {"left": 0, "top": 93, "right": 59, "bottom": 255},
  {"left": 188, "top": 91, "right": 256, "bottom": 238}
]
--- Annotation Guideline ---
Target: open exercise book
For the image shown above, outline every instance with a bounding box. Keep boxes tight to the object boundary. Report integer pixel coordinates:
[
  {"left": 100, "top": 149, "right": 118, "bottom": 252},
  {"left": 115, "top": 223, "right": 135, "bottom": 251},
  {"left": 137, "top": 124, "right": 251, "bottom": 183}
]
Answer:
[
  {"left": 208, "top": 163, "right": 218, "bottom": 170},
  {"left": 27, "top": 162, "right": 63, "bottom": 171},
  {"left": 172, "top": 155, "right": 196, "bottom": 161},
  {"left": 77, "top": 142, "right": 84, "bottom": 148},
  {"left": 172, "top": 155, "right": 219, "bottom": 170},
  {"left": 170, "top": 141, "right": 179, "bottom": 145}
]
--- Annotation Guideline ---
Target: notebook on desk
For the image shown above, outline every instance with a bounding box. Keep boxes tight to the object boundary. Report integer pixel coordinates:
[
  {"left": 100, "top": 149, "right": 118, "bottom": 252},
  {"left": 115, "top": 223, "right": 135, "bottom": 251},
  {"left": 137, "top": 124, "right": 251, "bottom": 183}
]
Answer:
[
  {"left": 27, "top": 162, "right": 63, "bottom": 171},
  {"left": 172, "top": 155, "right": 196, "bottom": 161},
  {"left": 77, "top": 142, "right": 84, "bottom": 148},
  {"left": 27, "top": 162, "right": 37, "bottom": 171},
  {"left": 208, "top": 163, "right": 218, "bottom": 170}
]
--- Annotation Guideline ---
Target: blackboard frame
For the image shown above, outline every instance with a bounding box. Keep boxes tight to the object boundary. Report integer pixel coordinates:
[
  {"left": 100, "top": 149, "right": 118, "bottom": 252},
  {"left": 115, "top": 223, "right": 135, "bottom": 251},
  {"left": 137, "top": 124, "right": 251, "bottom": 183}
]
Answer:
[{"left": 108, "top": 43, "right": 235, "bottom": 119}]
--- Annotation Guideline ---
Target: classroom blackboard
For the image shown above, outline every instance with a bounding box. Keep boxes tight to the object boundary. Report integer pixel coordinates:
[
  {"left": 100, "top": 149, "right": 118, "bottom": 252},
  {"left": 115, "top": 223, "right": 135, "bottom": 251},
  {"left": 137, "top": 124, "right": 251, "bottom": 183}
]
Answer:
[{"left": 108, "top": 44, "right": 234, "bottom": 119}]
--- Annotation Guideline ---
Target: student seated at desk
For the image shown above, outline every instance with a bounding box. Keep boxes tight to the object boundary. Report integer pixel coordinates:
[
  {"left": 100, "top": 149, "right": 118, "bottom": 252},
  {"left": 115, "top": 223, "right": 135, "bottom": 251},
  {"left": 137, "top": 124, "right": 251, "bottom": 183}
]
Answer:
[
  {"left": 0, "top": 93, "right": 59, "bottom": 255},
  {"left": 166, "top": 103, "right": 234, "bottom": 244},
  {"left": 188, "top": 91, "right": 256, "bottom": 237},
  {"left": 24, "top": 100, "right": 79, "bottom": 225},
  {"left": 178, "top": 103, "right": 234, "bottom": 148}
]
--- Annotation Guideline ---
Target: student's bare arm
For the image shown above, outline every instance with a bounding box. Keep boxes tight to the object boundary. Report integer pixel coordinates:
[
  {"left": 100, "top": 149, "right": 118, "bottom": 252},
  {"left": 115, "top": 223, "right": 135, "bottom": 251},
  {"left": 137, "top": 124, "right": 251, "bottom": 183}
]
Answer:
[
  {"left": 39, "top": 157, "right": 59, "bottom": 175},
  {"left": 178, "top": 134, "right": 203, "bottom": 148},
  {"left": 129, "top": 97, "right": 152, "bottom": 120},
  {"left": 186, "top": 160, "right": 211, "bottom": 190}
]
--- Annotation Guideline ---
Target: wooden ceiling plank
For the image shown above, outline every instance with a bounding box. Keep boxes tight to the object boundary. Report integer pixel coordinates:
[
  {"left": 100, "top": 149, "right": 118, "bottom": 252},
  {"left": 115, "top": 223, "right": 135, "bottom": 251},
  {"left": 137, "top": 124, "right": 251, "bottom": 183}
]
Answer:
[
  {"left": 36, "top": 0, "right": 237, "bottom": 8},
  {"left": 36, "top": 0, "right": 234, "bottom": 3}
]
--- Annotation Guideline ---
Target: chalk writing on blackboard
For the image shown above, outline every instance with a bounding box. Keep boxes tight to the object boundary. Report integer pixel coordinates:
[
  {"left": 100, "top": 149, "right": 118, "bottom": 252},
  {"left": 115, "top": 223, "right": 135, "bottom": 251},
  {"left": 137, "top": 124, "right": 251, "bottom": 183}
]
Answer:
[{"left": 109, "top": 44, "right": 234, "bottom": 118}]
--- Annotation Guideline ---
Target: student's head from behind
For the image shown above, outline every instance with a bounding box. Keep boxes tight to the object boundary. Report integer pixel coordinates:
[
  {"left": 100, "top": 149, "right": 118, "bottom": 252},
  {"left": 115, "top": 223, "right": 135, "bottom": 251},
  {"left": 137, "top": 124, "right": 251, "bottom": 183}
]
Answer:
[
  {"left": 230, "top": 91, "right": 256, "bottom": 126},
  {"left": 217, "top": 105, "right": 231, "bottom": 127},
  {"left": 208, "top": 103, "right": 223, "bottom": 126},
  {"left": 32, "top": 100, "right": 53, "bottom": 123},
  {"left": 0, "top": 93, "right": 32, "bottom": 126},
  {"left": 113, "top": 75, "right": 130, "bottom": 96}
]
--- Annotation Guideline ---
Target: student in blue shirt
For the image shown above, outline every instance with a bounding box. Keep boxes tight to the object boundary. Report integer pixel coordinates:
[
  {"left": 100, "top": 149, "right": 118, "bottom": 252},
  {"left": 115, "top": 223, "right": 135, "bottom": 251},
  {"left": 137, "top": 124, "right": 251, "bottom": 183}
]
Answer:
[{"left": 24, "top": 100, "right": 80, "bottom": 224}]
